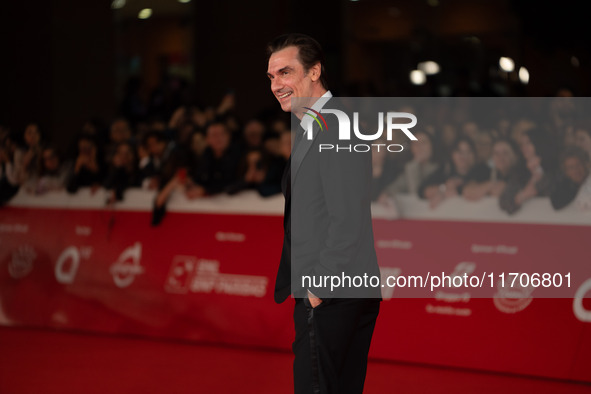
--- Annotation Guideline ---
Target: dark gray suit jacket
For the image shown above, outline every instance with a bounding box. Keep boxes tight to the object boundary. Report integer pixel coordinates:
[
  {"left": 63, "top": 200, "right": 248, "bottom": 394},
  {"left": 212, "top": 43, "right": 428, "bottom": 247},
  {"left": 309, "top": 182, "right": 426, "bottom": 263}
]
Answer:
[{"left": 275, "top": 99, "right": 381, "bottom": 303}]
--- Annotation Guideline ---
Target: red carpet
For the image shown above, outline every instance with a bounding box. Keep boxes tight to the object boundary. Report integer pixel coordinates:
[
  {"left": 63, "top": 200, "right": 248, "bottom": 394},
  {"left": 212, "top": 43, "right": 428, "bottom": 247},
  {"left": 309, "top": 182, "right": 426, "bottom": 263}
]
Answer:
[{"left": 1, "top": 326, "right": 589, "bottom": 394}]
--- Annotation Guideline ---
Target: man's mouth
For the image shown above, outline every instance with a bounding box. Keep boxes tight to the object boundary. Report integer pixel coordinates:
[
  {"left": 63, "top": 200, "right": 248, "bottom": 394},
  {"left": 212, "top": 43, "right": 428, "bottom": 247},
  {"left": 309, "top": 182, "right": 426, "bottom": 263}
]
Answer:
[{"left": 277, "top": 91, "right": 292, "bottom": 100}]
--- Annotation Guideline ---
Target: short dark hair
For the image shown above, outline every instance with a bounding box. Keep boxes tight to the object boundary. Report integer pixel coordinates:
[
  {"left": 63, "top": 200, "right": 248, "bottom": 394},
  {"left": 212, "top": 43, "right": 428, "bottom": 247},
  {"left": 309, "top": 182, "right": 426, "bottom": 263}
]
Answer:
[
  {"left": 267, "top": 33, "right": 328, "bottom": 90},
  {"left": 142, "top": 130, "right": 168, "bottom": 146},
  {"left": 205, "top": 121, "right": 230, "bottom": 135}
]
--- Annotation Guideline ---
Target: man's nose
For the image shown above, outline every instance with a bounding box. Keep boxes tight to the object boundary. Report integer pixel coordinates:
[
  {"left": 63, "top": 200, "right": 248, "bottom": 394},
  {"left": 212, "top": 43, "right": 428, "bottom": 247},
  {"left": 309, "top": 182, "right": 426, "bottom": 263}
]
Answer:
[{"left": 271, "top": 77, "right": 283, "bottom": 92}]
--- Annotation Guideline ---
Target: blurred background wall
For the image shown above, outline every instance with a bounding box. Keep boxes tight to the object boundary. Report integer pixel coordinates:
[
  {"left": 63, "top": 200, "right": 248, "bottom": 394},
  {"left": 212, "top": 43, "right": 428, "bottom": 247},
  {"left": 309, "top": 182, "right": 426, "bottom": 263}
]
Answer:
[{"left": 1, "top": 0, "right": 589, "bottom": 146}]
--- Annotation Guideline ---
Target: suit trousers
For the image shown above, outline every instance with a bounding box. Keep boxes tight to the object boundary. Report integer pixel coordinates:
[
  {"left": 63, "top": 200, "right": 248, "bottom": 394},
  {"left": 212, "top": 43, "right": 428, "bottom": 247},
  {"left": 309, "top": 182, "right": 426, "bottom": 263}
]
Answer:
[{"left": 293, "top": 297, "right": 380, "bottom": 394}]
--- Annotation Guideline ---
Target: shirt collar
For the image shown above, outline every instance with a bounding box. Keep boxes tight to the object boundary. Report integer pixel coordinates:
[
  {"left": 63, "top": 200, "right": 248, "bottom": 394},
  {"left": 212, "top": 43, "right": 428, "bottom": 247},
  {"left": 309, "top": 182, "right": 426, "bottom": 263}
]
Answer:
[{"left": 299, "top": 90, "right": 332, "bottom": 132}]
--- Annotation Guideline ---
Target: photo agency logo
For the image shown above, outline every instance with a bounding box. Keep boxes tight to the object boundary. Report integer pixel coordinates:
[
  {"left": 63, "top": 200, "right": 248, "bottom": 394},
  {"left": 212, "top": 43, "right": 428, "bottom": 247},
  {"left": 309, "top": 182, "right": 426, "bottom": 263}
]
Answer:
[
  {"left": 302, "top": 106, "right": 328, "bottom": 132},
  {"left": 302, "top": 106, "right": 418, "bottom": 153}
]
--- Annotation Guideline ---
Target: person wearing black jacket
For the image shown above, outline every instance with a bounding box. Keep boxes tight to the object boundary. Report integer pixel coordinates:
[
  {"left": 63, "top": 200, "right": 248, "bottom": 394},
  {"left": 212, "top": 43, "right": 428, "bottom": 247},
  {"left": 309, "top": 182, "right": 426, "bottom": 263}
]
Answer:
[
  {"left": 550, "top": 146, "right": 590, "bottom": 210},
  {"left": 268, "top": 33, "right": 380, "bottom": 394},
  {"left": 188, "top": 121, "right": 240, "bottom": 197},
  {"left": 66, "top": 134, "right": 105, "bottom": 194},
  {"left": 104, "top": 141, "right": 140, "bottom": 204}
]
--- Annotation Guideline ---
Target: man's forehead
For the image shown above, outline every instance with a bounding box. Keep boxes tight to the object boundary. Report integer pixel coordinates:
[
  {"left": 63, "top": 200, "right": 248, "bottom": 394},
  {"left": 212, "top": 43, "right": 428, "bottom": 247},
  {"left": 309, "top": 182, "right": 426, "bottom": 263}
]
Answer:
[{"left": 267, "top": 46, "right": 300, "bottom": 73}]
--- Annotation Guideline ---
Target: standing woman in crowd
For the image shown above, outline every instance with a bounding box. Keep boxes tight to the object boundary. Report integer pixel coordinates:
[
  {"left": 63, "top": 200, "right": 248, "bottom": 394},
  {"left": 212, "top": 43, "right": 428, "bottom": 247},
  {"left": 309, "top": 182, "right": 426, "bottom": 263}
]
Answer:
[
  {"left": 463, "top": 138, "right": 524, "bottom": 202},
  {"left": 499, "top": 129, "right": 557, "bottom": 214},
  {"left": 13, "top": 122, "right": 43, "bottom": 184}
]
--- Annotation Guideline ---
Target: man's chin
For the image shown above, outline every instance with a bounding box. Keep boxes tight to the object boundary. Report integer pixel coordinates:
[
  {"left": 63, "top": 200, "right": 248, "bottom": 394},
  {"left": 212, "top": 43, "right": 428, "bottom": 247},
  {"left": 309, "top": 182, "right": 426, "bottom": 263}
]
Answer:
[{"left": 279, "top": 101, "right": 292, "bottom": 113}]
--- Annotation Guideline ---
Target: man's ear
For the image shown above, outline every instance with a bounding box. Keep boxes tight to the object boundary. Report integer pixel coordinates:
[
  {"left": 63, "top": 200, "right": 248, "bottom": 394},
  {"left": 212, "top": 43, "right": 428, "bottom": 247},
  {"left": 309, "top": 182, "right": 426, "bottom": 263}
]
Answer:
[{"left": 309, "top": 62, "right": 321, "bottom": 83}]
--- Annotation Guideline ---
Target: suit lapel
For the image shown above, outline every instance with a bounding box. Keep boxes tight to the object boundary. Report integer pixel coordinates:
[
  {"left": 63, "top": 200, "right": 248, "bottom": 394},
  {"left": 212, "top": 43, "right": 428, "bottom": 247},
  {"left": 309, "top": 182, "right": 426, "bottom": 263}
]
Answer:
[{"left": 290, "top": 122, "right": 321, "bottom": 184}]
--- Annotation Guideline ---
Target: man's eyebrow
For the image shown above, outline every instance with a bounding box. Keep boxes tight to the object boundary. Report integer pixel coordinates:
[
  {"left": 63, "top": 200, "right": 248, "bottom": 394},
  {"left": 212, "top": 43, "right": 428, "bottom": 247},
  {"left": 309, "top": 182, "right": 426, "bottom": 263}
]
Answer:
[{"left": 267, "top": 66, "right": 294, "bottom": 78}]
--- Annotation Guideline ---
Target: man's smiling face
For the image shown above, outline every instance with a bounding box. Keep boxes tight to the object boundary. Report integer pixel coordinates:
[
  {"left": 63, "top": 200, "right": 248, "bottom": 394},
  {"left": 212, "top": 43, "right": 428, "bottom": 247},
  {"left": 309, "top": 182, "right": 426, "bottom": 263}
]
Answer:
[{"left": 267, "top": 46, "right": 316, "bottom": 114}]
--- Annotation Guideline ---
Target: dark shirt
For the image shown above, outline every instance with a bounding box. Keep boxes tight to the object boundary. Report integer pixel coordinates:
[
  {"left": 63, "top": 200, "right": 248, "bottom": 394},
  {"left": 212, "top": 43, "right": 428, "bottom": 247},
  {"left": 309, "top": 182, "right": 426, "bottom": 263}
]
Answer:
[
  {"left": 104, "top": 166, "right": 140, "bottom": 201},
  {"left": 66, "top": 164, "right": 105, "bottom": 194},
  {"left": 192, "top": 144, "right": 240, "bottom": 195},
  {"left": 550, "top": 176, "right": 581, "bottom": 210},
  {"left": 139, "top": 142, "right": 180, "bottom": 188}
]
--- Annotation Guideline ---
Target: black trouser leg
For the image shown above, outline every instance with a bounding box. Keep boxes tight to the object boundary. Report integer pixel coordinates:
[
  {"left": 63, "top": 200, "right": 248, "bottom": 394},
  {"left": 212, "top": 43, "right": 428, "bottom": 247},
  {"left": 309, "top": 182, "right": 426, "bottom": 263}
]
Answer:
[{"left": 293, "top": 298, "right": 380, "bottom": 394}]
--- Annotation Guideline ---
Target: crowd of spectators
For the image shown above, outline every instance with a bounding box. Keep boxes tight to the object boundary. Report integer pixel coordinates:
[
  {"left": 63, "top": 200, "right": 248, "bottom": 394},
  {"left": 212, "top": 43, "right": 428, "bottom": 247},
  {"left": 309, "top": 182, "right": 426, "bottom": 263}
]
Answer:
[
  {"left": 374, "top": 93, "right": 591, "bottom": 215},
  {"left": 2, "top": 90, "right": 591, "bottom": 223},
  {"left": 0, "top": 93, "right": 292, "bottom": 224}
]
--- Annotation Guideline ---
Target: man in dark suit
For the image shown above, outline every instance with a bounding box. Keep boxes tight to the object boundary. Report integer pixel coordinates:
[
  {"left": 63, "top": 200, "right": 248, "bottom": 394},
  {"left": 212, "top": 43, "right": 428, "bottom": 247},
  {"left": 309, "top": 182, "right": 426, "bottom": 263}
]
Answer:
[{"left": 266, "top": 33, "right": 381, "bottom": 394}]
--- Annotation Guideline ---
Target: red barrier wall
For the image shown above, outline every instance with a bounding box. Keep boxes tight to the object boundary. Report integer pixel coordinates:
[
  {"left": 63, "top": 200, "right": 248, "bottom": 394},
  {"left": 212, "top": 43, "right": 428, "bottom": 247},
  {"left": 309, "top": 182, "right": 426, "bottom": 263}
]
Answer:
[{"left": 1, "top": 193, "right": 590, "bottom": 382}]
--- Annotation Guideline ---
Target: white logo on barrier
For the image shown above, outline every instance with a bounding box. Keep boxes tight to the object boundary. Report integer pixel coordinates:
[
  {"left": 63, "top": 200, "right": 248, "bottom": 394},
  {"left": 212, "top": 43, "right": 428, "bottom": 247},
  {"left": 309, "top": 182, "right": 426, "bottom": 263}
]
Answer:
[
  {"left": 110, "top": 242, "right": 143, "bottom": 288},
  {"left": 164, "top": 257, "right": 267, "bottom": 297},
  {"left": 75, "top": 226, "right": 92, "bottom": 236},
  {"left": 55, "top": 246, "right": 93, "bottom": 284},
  {"left": 215, "top": 232, "right": 246, "bottom": 242},
  {"left": 425, "top": 304, "right": 472, "bottom": 316},
  {"left": 55, "top": 246, "right": 79, "bottom": 284},
  {"left": 471, "top": 244, "right": 518, "bottom": 255},
  {"left": 0, "top": 223, "right": 29, "bottom": 233},
  {"left": 165, "top": 256, "right": 197, "bottom": 294},
  {"left": 573, "top": 278, "right": 591, "bottom": 322},
  {"left": 493, "top": 274, "right": 534, "bottom": 314},
  {"left": 8, "top": 245, "right": 36, "bottom": 279}
]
